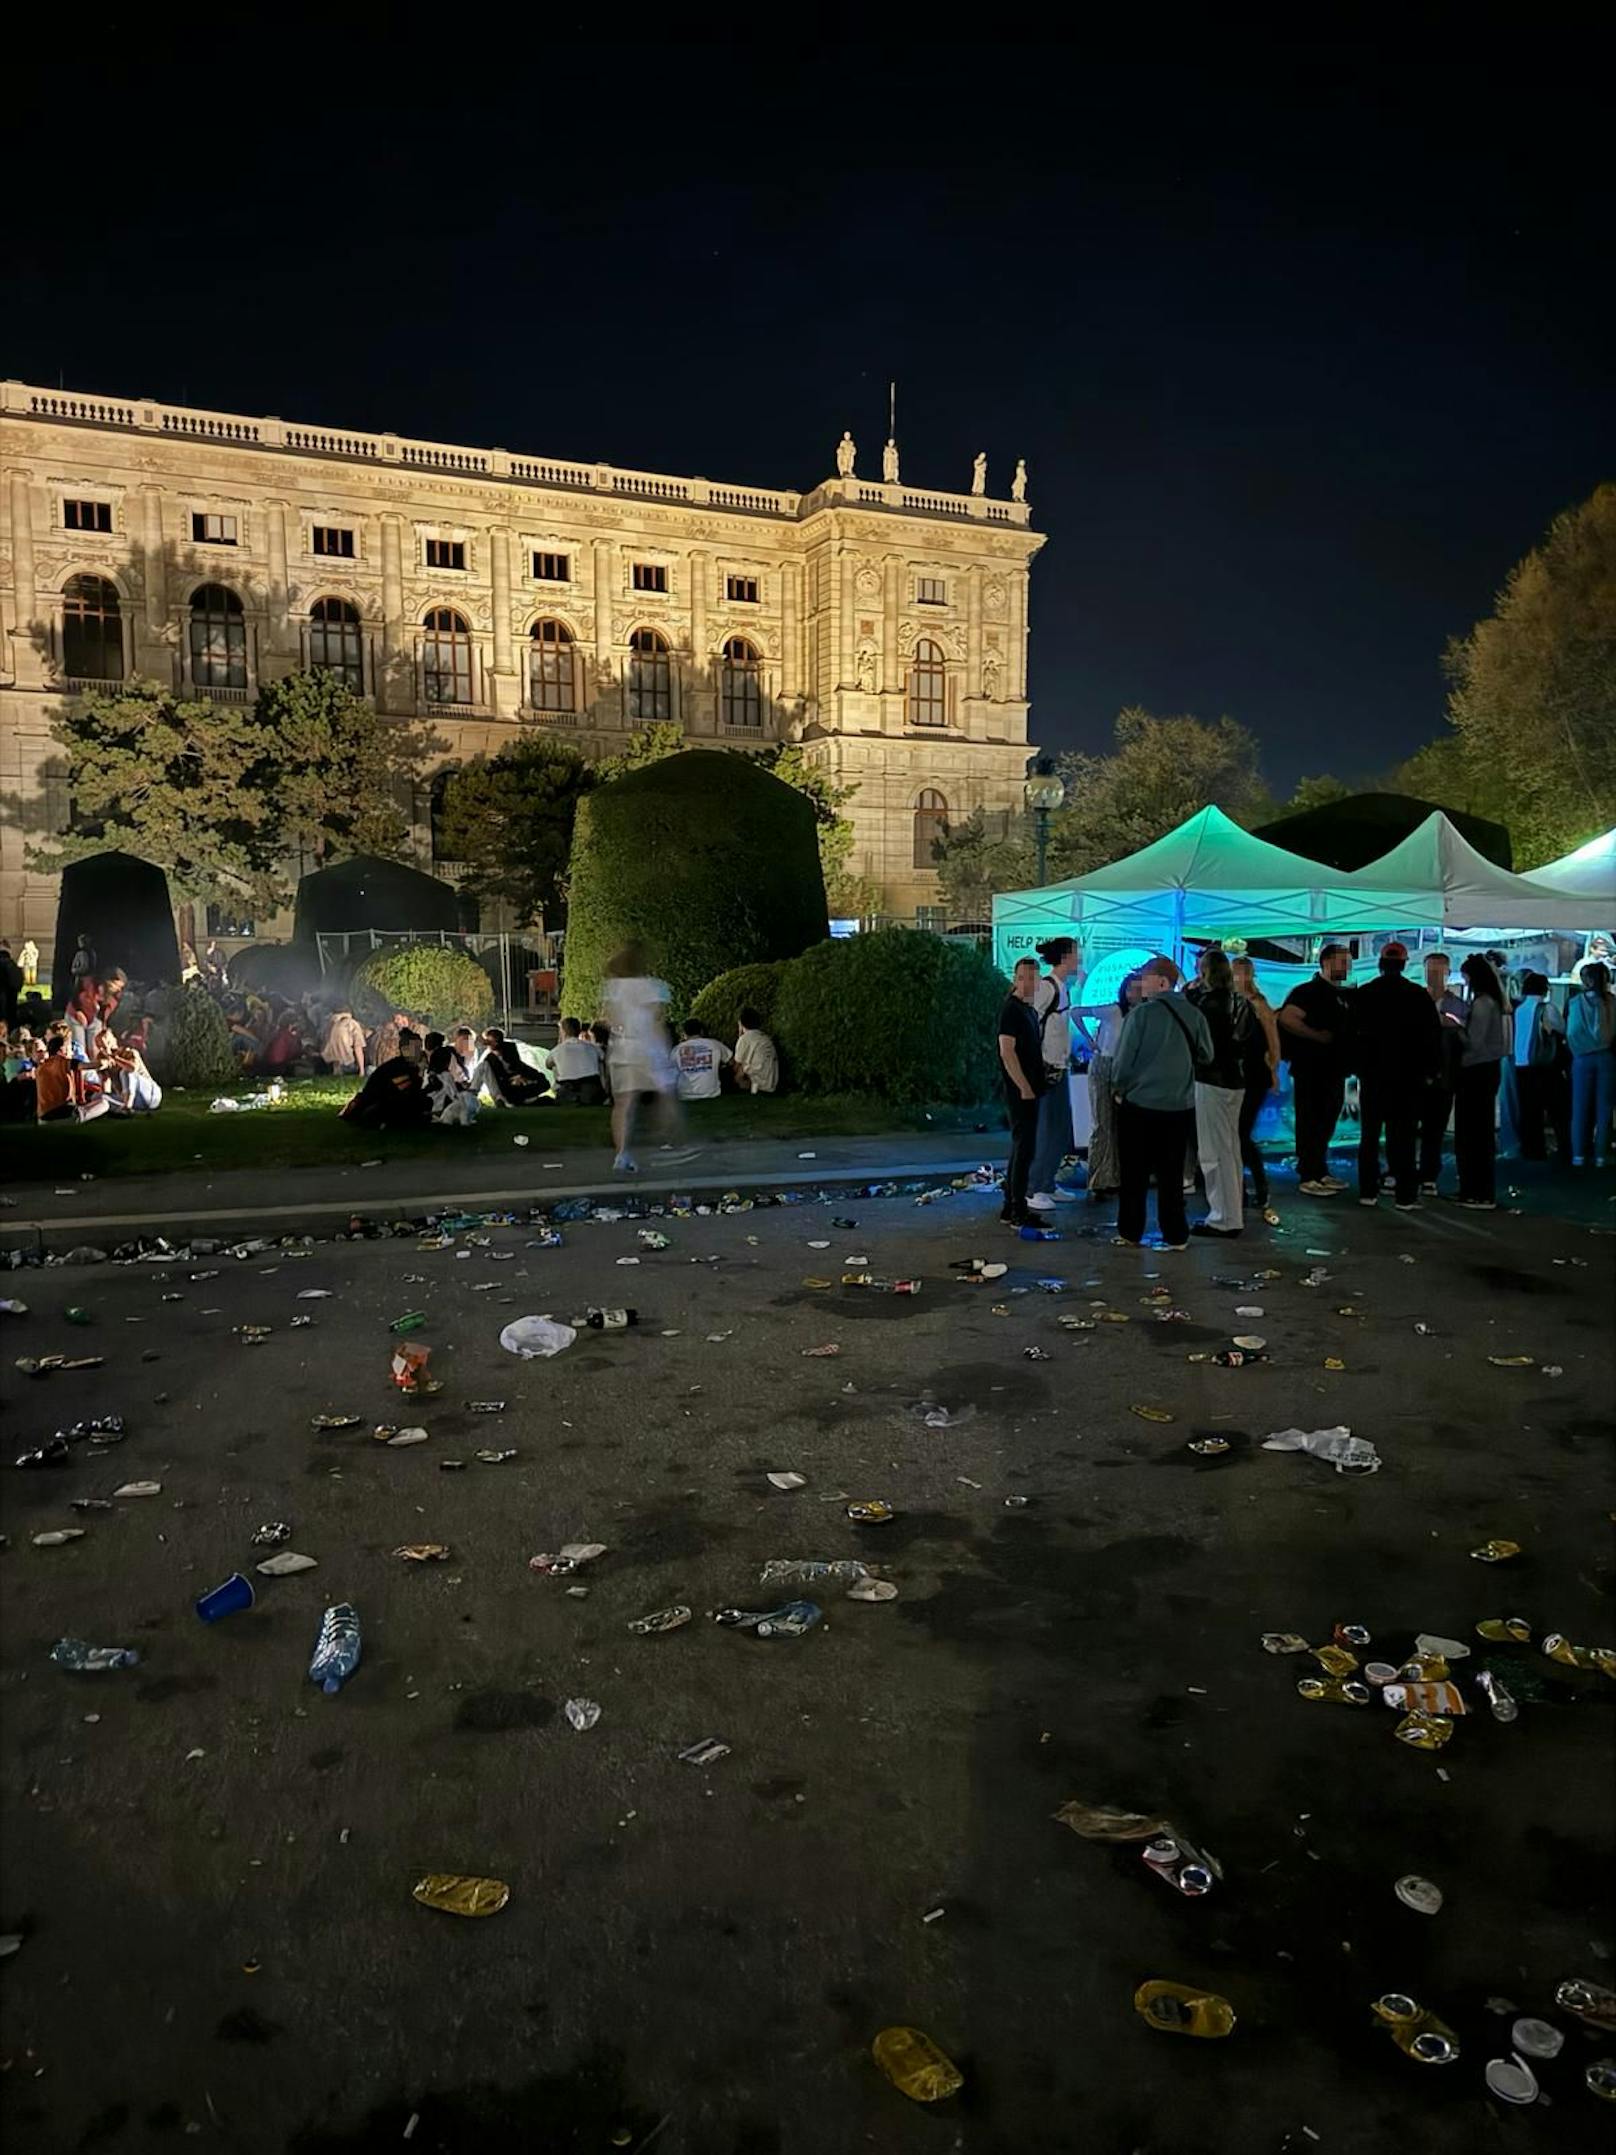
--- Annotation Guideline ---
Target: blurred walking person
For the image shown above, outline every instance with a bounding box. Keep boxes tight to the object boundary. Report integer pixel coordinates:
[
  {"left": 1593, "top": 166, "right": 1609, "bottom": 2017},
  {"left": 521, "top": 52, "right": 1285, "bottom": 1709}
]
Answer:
[{"left": 600, "top": 943, "right": 694, "bottom": 1173}]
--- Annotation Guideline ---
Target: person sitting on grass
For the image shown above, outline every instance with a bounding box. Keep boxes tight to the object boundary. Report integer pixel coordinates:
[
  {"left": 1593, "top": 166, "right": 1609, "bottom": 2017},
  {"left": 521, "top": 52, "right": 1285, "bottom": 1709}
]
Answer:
[
  {"left": 546, "top": 1016, "right": 605, "bottom": 1105},
  {"left": 369, "top": 1008, "right": 413, "bottom": 1068},
  {"left": 479, "top": 1027, "right": 551, "bottom": 1107},
  {"left": 35, "top": 1032, "right": 110, "bottom": 1123},
  {"left": 320, "top": 1006, "right": 367, "bottom": 1077},
  {"left": 425, "top": 1042, "right": 477, "bottom": 1126},
  {"left": 339, "top": 1028, "right": 431, "bottom": 1129},
  {"left": 102, "top": 1024, "right": 163, "bottom": 1114},
  {"left": 732, "top": 1007, "right": 779, "bottom": 1094},
  {"left": 674, "top": 1017, "right": 732, "bottom": 1100}
]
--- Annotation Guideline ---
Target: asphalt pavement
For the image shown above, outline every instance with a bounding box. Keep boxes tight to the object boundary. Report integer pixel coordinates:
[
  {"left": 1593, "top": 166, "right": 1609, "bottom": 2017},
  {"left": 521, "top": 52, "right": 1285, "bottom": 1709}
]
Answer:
[{"left": 1, "top": 1169, "right": 1613, "bottom": 2153}]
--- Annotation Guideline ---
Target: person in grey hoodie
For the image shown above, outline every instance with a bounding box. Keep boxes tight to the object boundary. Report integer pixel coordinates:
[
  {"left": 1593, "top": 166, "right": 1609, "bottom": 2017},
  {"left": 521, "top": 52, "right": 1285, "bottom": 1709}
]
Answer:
[
  {"left": 1110, "top": 955, "right": 1213, "bottom": 1249},
  {"left": 1452, "top": 953, "right": 1507, "bottom": 1207}
]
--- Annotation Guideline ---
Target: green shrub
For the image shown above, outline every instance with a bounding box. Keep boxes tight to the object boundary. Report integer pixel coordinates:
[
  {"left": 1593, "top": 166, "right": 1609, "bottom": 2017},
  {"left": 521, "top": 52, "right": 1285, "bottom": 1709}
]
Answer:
[
  {"left": 772, "top": 928, "right": 1007, "bottom": 1104},
  {"left": 141, "top": 982, "right": 238, "bottom": 1089},
  {"left": 687, "top": 960, "right": 791, "bottom": 1045},
  {"left": 352, "top": 945, "right": 494, "bottom": 1032},
  {"left": 227, "top": 942, "right": 326, "bottom": 1000},
  {"left": 561, "top": 751, "right": 827, "bottom": 1023}
]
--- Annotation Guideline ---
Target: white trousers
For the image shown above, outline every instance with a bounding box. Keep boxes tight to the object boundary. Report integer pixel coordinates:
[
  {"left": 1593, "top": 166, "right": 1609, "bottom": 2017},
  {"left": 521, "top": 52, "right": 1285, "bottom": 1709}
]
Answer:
[{"left": 1194, "top": 1081, "right": 1245, "bottom": 1230}]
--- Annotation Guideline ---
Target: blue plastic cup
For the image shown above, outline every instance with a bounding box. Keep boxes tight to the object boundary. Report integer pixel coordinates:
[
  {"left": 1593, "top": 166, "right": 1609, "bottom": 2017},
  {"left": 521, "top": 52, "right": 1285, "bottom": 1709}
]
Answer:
[{"left": 195, "top": 1571, "right": 255, "bottom": 1622}]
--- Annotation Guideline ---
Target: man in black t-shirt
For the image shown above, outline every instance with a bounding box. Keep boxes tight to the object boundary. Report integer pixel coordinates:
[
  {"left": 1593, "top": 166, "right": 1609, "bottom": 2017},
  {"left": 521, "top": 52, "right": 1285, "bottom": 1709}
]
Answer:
[
  {"left": 1279, "top": 943, "right": 1356, "bottom": 1195},
  {"left": 997, "top": 957, "right": 1044, "bottom": 1227}
]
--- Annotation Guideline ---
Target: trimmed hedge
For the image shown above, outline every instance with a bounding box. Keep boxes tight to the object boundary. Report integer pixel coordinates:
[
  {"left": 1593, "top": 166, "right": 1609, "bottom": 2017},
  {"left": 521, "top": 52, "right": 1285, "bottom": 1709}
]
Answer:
[
  {"left": 352, "top": 946, "right": 494, "bottom": 1032},
  {"left": 772, "top": 928, "right": 1007, "bottom": 1104},
  {"left": 560, "top": 752, "right": 827, "bottom": 1023},
  {"left": 141, "top": 982, "right": 238, "bottom": 1089},
  {"left": 686, "top": 960, "right": 790, "bottom": 1045}
]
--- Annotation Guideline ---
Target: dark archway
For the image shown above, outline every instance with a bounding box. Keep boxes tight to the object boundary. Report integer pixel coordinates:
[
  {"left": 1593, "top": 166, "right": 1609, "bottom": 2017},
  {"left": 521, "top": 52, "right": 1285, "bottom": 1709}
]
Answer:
[
  {"left": 293, "top": 854, "right": 471, "bottom": 940},
  {"left": 52, "top": 852, "right": 179, "bottom": 994}
]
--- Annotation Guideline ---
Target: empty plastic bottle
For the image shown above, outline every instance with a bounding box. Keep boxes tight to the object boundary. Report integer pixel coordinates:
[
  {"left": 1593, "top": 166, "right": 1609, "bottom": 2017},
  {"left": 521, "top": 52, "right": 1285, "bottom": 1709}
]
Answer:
[
  {"left": 309, "top": 1603, "right": 362, "bottom": 1695},
  {"left": 759, "top": 1558, "right": 874, "bottom": 1589},
  {"left": 755, "top": 1600, "right": 822, "bottom": 1639},
  {"left": 50, "top": 1637, "right": 139, "bottom": 1673}
]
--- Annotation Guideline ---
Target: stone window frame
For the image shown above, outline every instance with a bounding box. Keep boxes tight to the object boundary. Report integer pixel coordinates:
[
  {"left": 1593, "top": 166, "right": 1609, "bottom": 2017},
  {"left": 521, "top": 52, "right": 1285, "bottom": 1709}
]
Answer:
[{"left": 523, "top": 613, "right": 582, "bottom": 714}]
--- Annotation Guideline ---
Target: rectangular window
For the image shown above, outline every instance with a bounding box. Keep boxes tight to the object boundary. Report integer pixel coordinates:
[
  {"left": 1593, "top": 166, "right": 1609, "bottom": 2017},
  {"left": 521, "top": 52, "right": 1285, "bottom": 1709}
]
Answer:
[
  {"left": 726, "top": 575, "right": 759, "bottom": 604},
  {"left": 425, "top": 538, "right": 466, "bottom": 571},
  {"left": 192, "top": 511, "right": 239, "bottom": 545},
  {"left": 532, "top": 550, "right": 570, "bottom": 582},
  {"left": 916, "top": 576, "right": 947, "bottom": 605},
  {"left": 632, "top": 561, "right": 668, "bottom": 593},
  {"left": 64, "top": 498, "right": 113, "bottom": 533},
  {"left": 312, "top": 525, "right": 355, "bottom": 558}
]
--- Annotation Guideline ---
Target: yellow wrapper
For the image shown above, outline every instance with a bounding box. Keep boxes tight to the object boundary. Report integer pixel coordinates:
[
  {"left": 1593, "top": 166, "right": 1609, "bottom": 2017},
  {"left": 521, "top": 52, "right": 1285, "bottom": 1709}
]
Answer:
[{"left": 412, "top": 1873, "right": 510, "bottom": 1916}]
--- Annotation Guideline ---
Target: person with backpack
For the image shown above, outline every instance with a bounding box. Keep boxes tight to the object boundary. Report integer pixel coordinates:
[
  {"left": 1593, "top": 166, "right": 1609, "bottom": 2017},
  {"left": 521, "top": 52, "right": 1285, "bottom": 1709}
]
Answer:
[
  {"left": 1351, "top": 940, "right": 1443, "bottom": 1209},
  {"left": 1185, "top": 948, "right": 1255, "bottom": 1236},
  {"left": 1510, "top": 970, "right": 1568, "bottom": 1162},
  {"left": 1567, "top": 959, "right": 1616, "bottom": 1167},
  {"left": 1109, "top": 955, "right": 1213, "bottom": 1250},
  {"left": 1025, "top": 935, "right": 1083, "bottom": 1212},
  {"left": 1279, "top": 942, "right": 1356, "bottom": 1196}
]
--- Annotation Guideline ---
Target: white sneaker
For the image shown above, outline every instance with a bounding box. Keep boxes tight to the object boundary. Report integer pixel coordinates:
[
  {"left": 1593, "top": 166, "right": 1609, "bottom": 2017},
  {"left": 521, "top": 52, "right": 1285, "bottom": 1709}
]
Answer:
[
  {"left": 1298, "top": 1179, "right": 1338, "bottom": 1198},
  {"left": 1026, "top": 1192, "right": 1056, "bottom": 1211},
  {"left": 1320, "top": 1174, "right": 1349, "bottom": 1191}
]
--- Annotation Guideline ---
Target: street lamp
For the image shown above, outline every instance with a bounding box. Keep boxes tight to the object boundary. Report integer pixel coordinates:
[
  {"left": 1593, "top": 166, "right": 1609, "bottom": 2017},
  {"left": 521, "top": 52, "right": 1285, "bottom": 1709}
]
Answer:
[{"left": 1025, "top": 759, "right": 1066, "bottom": 885}]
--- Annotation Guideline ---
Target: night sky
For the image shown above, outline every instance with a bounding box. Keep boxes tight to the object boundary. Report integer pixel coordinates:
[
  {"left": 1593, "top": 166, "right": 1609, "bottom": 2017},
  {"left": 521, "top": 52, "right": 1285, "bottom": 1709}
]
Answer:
[{"left": 8, "top": 52, "right": 1610, "bottom": 791}]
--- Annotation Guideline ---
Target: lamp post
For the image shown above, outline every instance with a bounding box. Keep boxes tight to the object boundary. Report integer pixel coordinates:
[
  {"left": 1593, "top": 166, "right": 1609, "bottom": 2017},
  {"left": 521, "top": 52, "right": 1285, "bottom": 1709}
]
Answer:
[{"left": 1025, "top": 759, "right": 1066, "bottom": 886}]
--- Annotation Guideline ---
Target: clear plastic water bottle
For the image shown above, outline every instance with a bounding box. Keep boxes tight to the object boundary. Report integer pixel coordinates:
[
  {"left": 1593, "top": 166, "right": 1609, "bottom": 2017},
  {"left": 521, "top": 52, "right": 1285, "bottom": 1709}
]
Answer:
[
  {"left": 309, "top": 1603, "right": 362, "bottom": 1695},
  {"left": 50, "top": 1637, "right": 139, "bottom": 1672}
]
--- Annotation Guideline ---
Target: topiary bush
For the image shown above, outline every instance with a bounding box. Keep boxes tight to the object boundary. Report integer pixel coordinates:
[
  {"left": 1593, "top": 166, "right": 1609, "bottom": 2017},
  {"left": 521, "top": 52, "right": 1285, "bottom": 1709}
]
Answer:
[
  {"left": 560, "top": 751, "right": 827, "bottom": 1023},
  {"left": 687, "top": 960, "right": 791, "bottom": 1045},
  {"left": 772, "top": 928, "right": 1007, "bottom": 1104},
  {"left": 140, "top": 982, "right": 238, "bottom": 1089},
  {"left": 352, "top": 945, "right": 494, "bottom": 1032},
  {"left": 227, "top": 942, "right": 326, "bottom": 1001}
]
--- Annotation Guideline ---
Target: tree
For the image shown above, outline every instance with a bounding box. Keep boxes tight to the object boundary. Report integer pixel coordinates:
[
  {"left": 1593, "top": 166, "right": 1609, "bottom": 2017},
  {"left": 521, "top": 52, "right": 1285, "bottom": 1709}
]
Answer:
[
  {"left": 932, "top": 809, "right": 1036, "bottom": 919},
  {"left": 1048, "top": 708, "right": 1267, "bottom": 876},
  {"left": 1383, "top": 735, "right": 1513, "bottom": 829},
  {"left": 593, "top": 721, "right": 686, "bottom": 783},
  {"left": 436, "top": 734, "right": 594, "bottom": 924},
  {"left": 1284, "top": 773, "right": 1354, "bottom": 814},
  {"left": 753, "top": 743, "right": 879, "bottom": 917},
  {"left": 30, "top": 669, "right": 436, "bottom": 911},
  {"left": 1443, "top": 483, "right": 1616, "bottom": 866}
]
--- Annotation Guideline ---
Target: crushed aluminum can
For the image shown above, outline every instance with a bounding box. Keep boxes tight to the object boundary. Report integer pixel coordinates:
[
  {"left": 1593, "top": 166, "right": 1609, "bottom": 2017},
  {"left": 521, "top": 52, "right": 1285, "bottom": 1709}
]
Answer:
[
  {"left": 1470, "top": 1539, "right": 1522, "bottom": 1563},
  {"left": 1141, "top": 1833, "right": 1217, "bottom": 1896},
  {"left": 1393, "top": 1711, "right": 1454, "bottom": 1750},
  {"left": 1261, "top": 1633, "right": 1311, "bottom": 1655},
  {"left": 1542, "top": 1634, "right": 1616, "bottom": 1677},
  {"left": 412, "top": 1874, "right": 509, "bottom": 1917},
  {"left": 628, "top": 1604, "right": 692, "bottom": 1635},
  {"left": 235, "top": 1324, "right": 272, "bottom": 1343},
  {"left": 1394, "top": 1875, "right": 1444, "bottom": 1915},
  {"left": 1187, "top": 1437, "right": 1230, "bottom": 1456},
  {"left": 1131, "top": 1404, "right": 1174, "bottom": 1423},
  {"left": 474, "top": 1448, "right": 516, "bottom": 1464},
  {"left": 1023, "top": 1346, "right": 1051, "bottom": 1361},
  {"left": 1334, "top": 1622, "right": 1372, "bottom": 1647},
  {"left": 678, "top": 1736, "right": 731, "bottom": 1766},
  {"left": 252, "top": 1521, "right": 293, "bottom": 1546},
  {"left": 1312, "top": 1645, "right": 1360, "bottom": 1677},
  {"left": 847, "top": 1501, "right": 894, "bottom": 1523},
  {"left": 754, "top": 1599, "right": 822, "bottom": 1639},
  {"left": 1476, "top": 1615, "right": 1531, "bottom": 1643},
  {"left": 1297, "top": 1676, "right": 1372, "bottom": 1705},
  {"left": 311, "top": 1415, "right": 362, "bottom": 1431},
  {"left": 563, "top": 1697, "right": 601, "bottom": 1731}
]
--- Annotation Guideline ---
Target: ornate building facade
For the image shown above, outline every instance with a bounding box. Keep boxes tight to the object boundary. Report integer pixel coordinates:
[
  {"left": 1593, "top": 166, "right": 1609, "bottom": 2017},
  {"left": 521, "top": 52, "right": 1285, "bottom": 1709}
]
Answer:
[{"left": 0, "top": 380, "right": 1044, "bottom": 945}]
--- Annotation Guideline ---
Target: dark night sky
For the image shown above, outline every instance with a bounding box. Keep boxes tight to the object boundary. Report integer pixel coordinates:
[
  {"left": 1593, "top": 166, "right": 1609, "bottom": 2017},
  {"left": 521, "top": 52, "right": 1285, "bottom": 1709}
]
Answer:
[{"left": 8, "top": 49, "right": 1611, "bottom": 791}]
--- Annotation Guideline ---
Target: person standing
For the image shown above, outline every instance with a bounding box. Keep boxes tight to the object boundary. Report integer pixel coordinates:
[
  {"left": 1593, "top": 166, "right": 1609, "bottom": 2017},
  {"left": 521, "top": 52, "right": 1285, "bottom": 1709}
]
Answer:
[
  {"left": 1279, "top": 942, "right": 1355, "bottom": 1196},
  {"left": 19, "top": 937, "right": 39, "bottom": 988},
  {"left": 997, "top": 956, "right": 1044, "bottom": 1228},
  {"left": 1085, "top": 972, "right": 1141, "bottom": 1201},
  {"left": 1110, "top": 956, "right": 1212, "bottom": 1251},
  {"left": 1511, "top": 970, "right": 1569, "bottom": 1161},
  {"left": 1026, "top": 936, "right": 1082, "bottom": 1211},
  {"left": 600, "top": 942, "right": 693, "bottom": 1172},
  {"left": 1186, "top": 949, "right": 1253, "bottom": 1237},
  {"left": 0, "top": 942, "right": 21, "bottom": 1031},
  {"left": 1452, "top": 953, "right": 1508, "bottom": 1207},
  {"left": 1351, "top": 941, "right": 1443, "bottom": 1209},
  {"left": 1230, "top": 955, "right": 1280, "bottom": 1212},
  {"left": 1418, "top": 951, "right": 1466, "bottom": 1194},
  {"left": 1567, "top": 959, "right": 1616, "bottom": 1167}
]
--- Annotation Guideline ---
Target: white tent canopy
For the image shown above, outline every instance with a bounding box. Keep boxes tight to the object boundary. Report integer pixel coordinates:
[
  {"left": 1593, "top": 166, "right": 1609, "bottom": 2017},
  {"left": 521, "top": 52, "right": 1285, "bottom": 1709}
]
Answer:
[
  {"left": 1528, "top": 826, "right": 1616, "bottom": 904},
  {"left": 1349, "top": 811, "right": 1593, "bottom": 930},
  {"left": 992, "top": 805, "right": 1434, "bottom": 955}
]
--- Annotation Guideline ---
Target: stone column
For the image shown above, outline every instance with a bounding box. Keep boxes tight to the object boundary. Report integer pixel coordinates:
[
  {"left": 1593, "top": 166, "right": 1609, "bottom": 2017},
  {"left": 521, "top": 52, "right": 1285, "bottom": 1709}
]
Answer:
[
  {"left": 9, "top": 472, "right": 37, "bottom": 658},
  {"left": 380, "top": 515, "right": 405, "bottom": 712},
  {"left": 780, "top": 558, "right": 799, "bottom": 709},
  {"left": 1011, "top": 569, "right": 1029, "bottom": 700},
  {"left": 263, "top": 500, "right": 290, "bottom": 658},
  {"left": 140, "top": 485, "right": 167, "bottom": 636},
  {"left": 881, "top": 553, "right": 901, "bottom": 699},
  {"left": 687, "top": 550, "right": 709, "bottom": 731},
  {"left": 966, "top": 565, "right": 983, "bottom": 705},
  {"left": 593, "top": 538, "right": 614, "bottom": 714},
  {"left": 839, "top": 546, "right": 856, "bottom": 690},
  {"left": 489, "top": 526, "right": 512, "bottom": 677}
]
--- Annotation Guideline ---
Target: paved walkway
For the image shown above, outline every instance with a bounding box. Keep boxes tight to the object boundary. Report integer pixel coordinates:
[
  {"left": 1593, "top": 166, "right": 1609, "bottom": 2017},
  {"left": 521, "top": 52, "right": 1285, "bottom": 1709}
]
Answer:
[{"left": 0, "top": 1130, "right": 1001, "bottom": 1246}]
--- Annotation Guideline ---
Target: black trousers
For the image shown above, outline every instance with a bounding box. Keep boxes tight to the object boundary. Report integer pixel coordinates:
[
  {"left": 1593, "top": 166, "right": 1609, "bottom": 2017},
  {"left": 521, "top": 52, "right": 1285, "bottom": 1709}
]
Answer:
[
  {"left": 1357, "top": 1076, "right": 1418, "bottom": 1203},
  {"left": 1117, "top": 1101, "right": 1193, "bottom": 1246},
  {"left": 1238, "top": 1076, "right": 1270, "bottom": 1204},
  {"left": 1514, "top": 1062, "right": 1570, "bottom": 1161},
  {"left": 1001, "top": 1093, "right": 1041, "bottom": 1219},
  {"left": 1418, "top": 1083, "right": 1453, "bottom": 1183},
  {"left": 1455, "top": 1061, "right": 1500, "bottom": 1201},
  {"left": 1292, "top": 1066, "right": 1346, "bottom": 1182}
]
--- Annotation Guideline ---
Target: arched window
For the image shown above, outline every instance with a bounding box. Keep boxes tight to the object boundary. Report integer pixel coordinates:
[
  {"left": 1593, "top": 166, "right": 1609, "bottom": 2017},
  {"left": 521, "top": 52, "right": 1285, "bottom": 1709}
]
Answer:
[
  {"left": 720, "top": 636, "right": 762, "bottom": 729},
  {"left": 907, "top": 638, "right": 947, "bottom": 728},
  {"left": 627, "top": 627, "right": 672, "bottom": 722},
  {"left": 528, "top": 619, "right": 577, "bottom": 712},
  {"left": 308, "top": 596, "right": 364, "bottom": 692},
  {"left": 914, "top": 788, "right": 949, "bottom": 869},
  {"left": 422, "top": 607, "right": 472, "bottom": 705},
  {"left": 189, "top": 583, "right": 247, "bottom": 691},
  {"left": 62, "top": 574, "right": 123, "bottom": 682}
]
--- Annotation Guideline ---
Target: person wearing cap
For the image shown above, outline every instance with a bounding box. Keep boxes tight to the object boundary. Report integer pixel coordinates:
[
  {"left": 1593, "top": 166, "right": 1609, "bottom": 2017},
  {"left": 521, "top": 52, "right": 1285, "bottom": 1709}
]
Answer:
[
  {"left": 1109, "top": 954, "right": 1212, "bottom": 1250},
  {"left": 1351, "top": 941, "right": 1443, "bottom": 1210},
  {"left": 1279, "top": 942, "right": 1356, "bottom": 1196}
]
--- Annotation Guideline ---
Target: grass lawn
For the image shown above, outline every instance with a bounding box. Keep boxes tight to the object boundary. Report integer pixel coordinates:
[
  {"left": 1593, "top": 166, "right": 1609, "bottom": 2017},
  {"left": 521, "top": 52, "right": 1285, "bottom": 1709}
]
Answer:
[{"left": 6, "top": 1077, "right": 999, "bottom": 1182}]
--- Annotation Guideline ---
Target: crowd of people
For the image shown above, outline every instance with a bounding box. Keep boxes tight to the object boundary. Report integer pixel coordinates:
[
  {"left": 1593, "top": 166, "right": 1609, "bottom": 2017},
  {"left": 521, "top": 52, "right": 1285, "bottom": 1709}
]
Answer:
[
  {"left": 2, "top": 956, "right": 162, "bottom": 1124},
  {"left": 997, "top": 935, "right": 1616, "bottom": 1242}
]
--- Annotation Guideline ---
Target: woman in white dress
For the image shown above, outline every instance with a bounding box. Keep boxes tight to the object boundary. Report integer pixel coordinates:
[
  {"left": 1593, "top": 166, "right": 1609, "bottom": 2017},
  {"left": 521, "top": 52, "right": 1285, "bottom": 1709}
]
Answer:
[{"left": 599, "top": 943, "right": 696, "bottom": 1173}]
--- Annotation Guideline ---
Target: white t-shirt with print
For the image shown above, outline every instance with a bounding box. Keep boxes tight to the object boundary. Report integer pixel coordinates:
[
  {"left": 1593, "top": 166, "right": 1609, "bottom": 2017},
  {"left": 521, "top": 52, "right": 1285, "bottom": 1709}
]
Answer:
[
  {"left": 673, "top": 1036, "right": 732, "bottom": 1100},
  {"left": 733, "top": 1029, "right": 779, "bottom": 1093}
]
